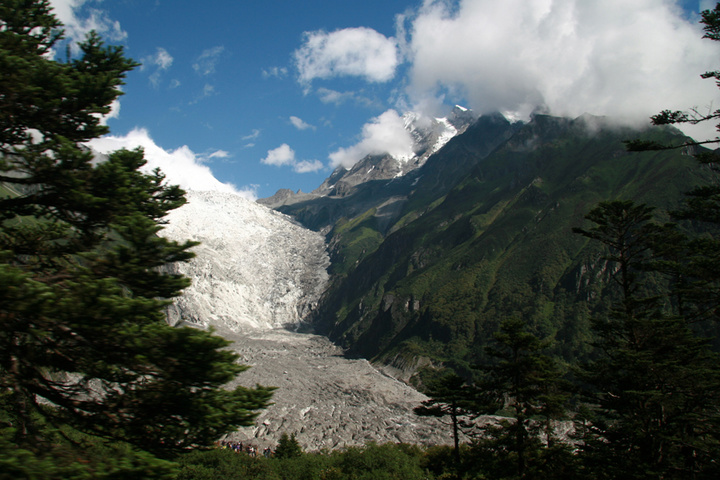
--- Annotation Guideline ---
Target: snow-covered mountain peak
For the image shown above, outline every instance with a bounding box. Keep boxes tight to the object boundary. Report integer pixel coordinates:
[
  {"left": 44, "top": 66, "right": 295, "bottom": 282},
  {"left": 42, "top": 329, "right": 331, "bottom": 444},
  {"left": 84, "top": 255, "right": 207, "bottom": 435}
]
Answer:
[
  {"left": 401, "top": 106, "right": 474, "bottom": 164},
  {"left": 262, "top": 107, "right": 477, "bottom": 204},
  {"left": 160, "top": 190, "right": 329, "bottom": 332}
]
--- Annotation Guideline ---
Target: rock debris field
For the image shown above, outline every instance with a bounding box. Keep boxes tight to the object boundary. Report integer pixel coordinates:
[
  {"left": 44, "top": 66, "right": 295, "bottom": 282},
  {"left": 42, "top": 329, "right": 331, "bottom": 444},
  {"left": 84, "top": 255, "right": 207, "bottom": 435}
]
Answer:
[
  {"left": 159, "top": 191, "right": 452, "bottom": 451},
  {"left": 220, "top": 328, "right": 451, "bottom": 451}
]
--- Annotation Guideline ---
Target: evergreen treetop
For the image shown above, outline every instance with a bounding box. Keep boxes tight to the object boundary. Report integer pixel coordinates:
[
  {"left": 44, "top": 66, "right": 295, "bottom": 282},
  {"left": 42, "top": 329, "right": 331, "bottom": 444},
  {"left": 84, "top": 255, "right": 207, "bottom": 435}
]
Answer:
[{"left": 0, "top": 0, "right": 273, "bottom": 461}]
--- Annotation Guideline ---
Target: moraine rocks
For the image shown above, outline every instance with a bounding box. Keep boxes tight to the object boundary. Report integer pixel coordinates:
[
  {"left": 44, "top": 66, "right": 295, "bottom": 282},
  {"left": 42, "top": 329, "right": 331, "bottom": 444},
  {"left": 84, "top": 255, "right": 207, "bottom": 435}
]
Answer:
[
  {"left": 159, "top": 190, "right": 454, "bottom": 451},
  {"left": 220, "top": 328, "right": 452, "bottom": 451}
]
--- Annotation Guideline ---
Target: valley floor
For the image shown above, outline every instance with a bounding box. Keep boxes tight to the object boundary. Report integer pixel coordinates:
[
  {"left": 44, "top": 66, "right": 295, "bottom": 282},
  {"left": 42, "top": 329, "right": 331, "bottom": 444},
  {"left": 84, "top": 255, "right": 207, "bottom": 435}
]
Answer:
[{"left": 217, "top": 327, "right": 451, "bottom": 451}]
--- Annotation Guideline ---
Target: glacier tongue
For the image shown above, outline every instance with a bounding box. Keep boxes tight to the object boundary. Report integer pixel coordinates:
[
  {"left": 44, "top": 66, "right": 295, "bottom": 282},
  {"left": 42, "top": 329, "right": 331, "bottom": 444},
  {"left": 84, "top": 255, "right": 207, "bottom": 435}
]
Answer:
[
  {"left": 160, "top": 190, "right": 329, "bottom": 331},
  {"left": 159, "top": 190, "right": 454, "bottom": 451}
]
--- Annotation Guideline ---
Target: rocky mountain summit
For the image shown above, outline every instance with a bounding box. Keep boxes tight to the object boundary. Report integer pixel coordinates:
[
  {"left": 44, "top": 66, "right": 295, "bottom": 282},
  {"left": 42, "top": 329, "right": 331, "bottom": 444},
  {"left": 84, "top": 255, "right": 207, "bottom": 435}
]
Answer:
[
  {"left": 259, "top": 106, "right": 476, "bottom": 209},
  {"left": 159, "top": 190, "right": 451, "bottom": 450}
]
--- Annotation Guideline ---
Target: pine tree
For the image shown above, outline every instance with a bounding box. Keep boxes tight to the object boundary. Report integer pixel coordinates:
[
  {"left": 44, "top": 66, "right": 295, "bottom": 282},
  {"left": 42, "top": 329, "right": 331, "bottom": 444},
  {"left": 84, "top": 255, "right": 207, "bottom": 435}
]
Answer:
[
  {"left": 414, "top": 371, "right": 477, "bottom": 463},
  {"left": 0, "top": 0, "right": 273, "bottom": 460},
  {"left": 274, "top": 432, "right": 303, "bottom": 459},
  {"left": 473, "top": 318, "right": 570, "bottom": 479},
  {"left": 624, "top": 2, "right": 720, "bottom": 329},
  {"left": 574, "top": 201, "right": 720, "bottom": 479},
  {"left": 576, "top": 6, "right": 720, "bottom": 475}
]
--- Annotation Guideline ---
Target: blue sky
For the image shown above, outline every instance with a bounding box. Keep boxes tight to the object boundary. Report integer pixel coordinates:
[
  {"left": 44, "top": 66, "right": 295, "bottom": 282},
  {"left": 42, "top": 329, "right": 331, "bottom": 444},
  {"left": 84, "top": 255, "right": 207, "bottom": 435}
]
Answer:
[{"left": 50, "top": 0, "right": 719, "bottom": 200}]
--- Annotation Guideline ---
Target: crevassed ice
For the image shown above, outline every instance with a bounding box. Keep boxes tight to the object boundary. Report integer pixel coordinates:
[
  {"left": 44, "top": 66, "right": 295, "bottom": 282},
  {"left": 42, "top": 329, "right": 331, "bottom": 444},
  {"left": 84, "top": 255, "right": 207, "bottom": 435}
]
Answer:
[{"left": 160, "top": 190, "right": 330, "bottom": 332}]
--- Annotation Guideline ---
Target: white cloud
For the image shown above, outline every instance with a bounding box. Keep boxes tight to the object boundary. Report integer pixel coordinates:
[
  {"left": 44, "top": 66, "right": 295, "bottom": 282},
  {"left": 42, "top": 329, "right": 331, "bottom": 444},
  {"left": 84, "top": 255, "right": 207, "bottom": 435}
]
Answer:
[
  {"left": 242, "top": 129, "right": 261, "bottom": 141},
  {"left": 242, "top": 129, "right": 261, "bottom": 148},
  {"left": 261, "top": 144, "right": 296, "bottom": 167},
  {"left": 261, "top": 144, "right": 324, "bottom": 173},
  {"left": 98, "top": 98, "right": 120, "bottom": 125},
  {"left": 208, "top": 150, "right": 230, "bottom": 159},
  {"left": 403, "top": 0, "right": 720, "bottom": 139},
  {"left": 143, "top": 47, "right": 174, "bottom": 87},
  {"left": 193, "top": 46, "right": 225, "bottom": 76},
  {"left": 294, "top": 160, "right": 325, "bottom": 173},
  {"left": 262, "top": 66, "right": 288, "bottom": 78},
  {"left": 49, "top": 0, "right": 127, "bottom": 48},
  {"left": 315, "top": 87, "right": 377, "bottom": 108},
  {"left": 316, "top": 87, "right": 350, "bottom": 105},
  {"left": 294, "top": 27, "right": 399, "bottom": 84},
  {"left": 143, "top": 47, "right": 174, "bottom": 70},
  {"left": 87, "top": 128, "right": 256, "bottom": 199},
  {"left": 290, "top": 116, "right": 315, "bottom": 131},
  {"left": 50, "top": 0, "right": 88, "bottom": 25},
  {"left": 329, "top": 109, "right": 415, "bottom": 169},
  {"left": 190, "top": 84, "right": 216, "bottom": 104}
]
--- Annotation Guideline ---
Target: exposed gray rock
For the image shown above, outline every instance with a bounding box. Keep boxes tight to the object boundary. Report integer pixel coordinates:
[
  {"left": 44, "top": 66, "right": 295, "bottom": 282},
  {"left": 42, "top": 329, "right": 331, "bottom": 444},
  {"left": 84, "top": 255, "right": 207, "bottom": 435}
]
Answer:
[
  {"left": 258, "top": 106, "right": 476, "bottom": 209},
  {"left": 219, "top": 328, "right": 453, "bottom": 451},
  {"left": 159, "top": 190, "right": 454, "bottom": 451}
]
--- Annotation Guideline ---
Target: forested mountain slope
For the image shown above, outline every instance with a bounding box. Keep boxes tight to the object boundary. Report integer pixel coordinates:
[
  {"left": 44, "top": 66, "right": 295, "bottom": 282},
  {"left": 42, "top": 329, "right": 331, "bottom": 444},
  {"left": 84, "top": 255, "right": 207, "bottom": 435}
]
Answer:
[{"left": 279, "top": 113, "right": 713, "bottom": 381}]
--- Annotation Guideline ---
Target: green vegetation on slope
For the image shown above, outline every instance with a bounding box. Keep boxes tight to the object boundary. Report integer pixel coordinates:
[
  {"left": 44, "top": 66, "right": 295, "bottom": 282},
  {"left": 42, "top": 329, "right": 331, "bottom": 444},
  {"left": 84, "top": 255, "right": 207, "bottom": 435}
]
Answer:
[
  {"left": 176, "top": 443, "right": 463, "bottom": 480},
  {"left": 311, "top": 114, "right": 712, "bottom": 376}
]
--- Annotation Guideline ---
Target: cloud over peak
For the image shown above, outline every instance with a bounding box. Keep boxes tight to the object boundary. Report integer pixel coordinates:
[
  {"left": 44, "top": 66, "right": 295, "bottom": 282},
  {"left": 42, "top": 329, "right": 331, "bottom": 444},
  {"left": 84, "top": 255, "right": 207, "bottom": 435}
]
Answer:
[
  {"left": 329, "top": 109, "right": 414, "bottom": 169},
  {"left": 404, "top": 0, "right": 719, "bottom": 132}
]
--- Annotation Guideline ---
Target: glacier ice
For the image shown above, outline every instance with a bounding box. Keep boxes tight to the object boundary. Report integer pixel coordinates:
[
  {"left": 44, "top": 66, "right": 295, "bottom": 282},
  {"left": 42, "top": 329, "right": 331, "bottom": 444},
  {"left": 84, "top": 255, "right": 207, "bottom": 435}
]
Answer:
[{"left": 160, "top": 190, "right": 329, "bottom": 332}]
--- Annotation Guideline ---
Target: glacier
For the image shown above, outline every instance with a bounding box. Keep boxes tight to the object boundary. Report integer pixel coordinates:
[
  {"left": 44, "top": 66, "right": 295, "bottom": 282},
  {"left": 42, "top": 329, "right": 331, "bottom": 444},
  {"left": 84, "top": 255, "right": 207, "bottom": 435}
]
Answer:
[
  {"left": 161, "top": 190, "right": 329, "bottom": 332},
  {"left": 159, "top": 190, "right": 453, "bottom": 450}
]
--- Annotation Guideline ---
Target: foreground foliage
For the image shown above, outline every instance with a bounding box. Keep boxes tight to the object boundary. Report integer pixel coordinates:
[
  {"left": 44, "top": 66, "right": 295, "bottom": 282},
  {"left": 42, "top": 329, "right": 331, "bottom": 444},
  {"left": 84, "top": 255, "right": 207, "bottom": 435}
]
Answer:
[
  {"left": 177, "top": 443, "right": 440, "bottom": 480},
  {"left": 0, "top": 0, "right": 273, "bottom": 474},
  {"left": 573, "top": 201, "right": 720, "bottom": 478},
  {"left": 0, "top": 424, "right": 179, "bottom": 480},
  {"left": 176, "top": 441, "right": 581, "bottom": 480}
]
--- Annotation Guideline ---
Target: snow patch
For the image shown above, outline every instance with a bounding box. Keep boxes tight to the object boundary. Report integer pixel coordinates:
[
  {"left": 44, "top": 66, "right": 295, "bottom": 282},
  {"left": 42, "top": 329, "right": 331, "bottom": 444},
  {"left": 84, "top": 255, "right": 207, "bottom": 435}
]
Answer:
[{"left": 429, "top": 117, "right": 457, "bottom": 155}]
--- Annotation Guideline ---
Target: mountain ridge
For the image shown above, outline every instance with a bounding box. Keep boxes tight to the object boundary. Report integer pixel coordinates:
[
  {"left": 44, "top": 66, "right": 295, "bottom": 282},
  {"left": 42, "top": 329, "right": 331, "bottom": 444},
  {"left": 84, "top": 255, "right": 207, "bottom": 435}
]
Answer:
[
  {"left": 155, "top": 109, "right": 712, "bottom": 447},
  {"left": 259, "top": 106, "right": 477, "bottom": 216},
  {"left": 263, "top": 111, "right": 714, "bottom": 382}
]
